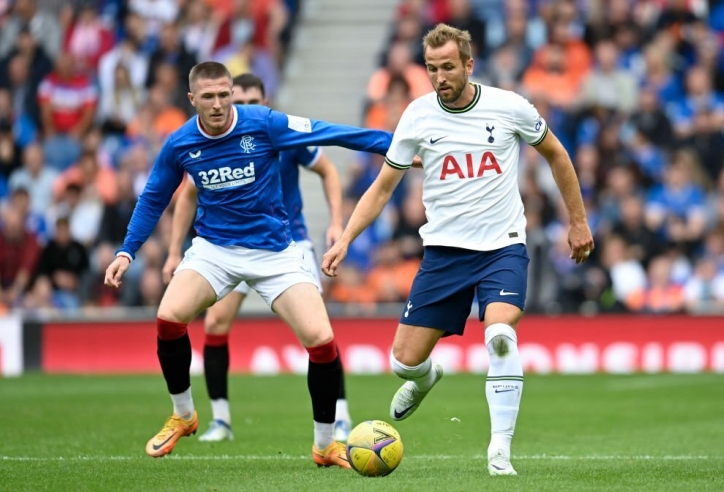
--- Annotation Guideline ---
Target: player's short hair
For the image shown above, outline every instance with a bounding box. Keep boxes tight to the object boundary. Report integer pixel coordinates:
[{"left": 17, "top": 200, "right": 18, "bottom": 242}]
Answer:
[
  {"left": 188, "top": 62, "right": 232, "bottom": 92},
  {"left": 232, "top": 73, "right": 266, "bottom": 98},
  {"left": 422, "top": 23, "right": 473, "bottom": 63}
]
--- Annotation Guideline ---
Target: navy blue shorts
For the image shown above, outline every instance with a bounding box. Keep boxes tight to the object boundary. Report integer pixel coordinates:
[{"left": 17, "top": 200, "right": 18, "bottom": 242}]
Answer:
[{"left": 399, "top": 244, "right": 529, "bottom": 336}]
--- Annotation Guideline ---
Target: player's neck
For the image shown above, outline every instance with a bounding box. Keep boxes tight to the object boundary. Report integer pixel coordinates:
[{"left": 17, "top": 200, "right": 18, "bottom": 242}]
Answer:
[
  {"left": 441, "top": 82, "right": 476, "bottom": 109},
  {"left": 199, "top": 111, "right": 234, "bottom": 136}
]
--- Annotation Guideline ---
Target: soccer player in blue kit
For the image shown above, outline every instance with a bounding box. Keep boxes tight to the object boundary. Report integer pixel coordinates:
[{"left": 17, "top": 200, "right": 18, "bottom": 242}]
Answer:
[
  {"left": 162, "top": 73, "right": 353, "bottom": 444},
  {"left": 104, "top": 62, "right": 391, "bottom": 465}
]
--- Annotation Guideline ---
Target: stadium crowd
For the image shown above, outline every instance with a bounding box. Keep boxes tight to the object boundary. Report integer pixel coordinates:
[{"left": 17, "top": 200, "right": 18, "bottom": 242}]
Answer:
[{"left": 1, "top": 0, "right": 723, "bottom": 317}]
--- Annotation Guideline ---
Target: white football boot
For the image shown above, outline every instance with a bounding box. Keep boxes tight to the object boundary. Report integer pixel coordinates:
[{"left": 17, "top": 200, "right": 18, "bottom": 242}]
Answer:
[
  {"left": 389, "top": 364, "right": 444, "bottom": 421},
  {"left": 488, "top": 448, "right": 517, "bottom": 476},
  {"left": 198, "top": 419, "right": 234, "bottom": 442}
]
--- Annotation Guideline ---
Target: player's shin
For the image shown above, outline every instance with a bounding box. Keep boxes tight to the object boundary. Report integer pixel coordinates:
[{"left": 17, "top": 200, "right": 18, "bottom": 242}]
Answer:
[
  {"left": 307, "top": 340, "right": 341, "bottom": 450},
  {"left": 484, "top": 323, "right": 523, "bottom": 456},
  {"left": 204, "top": 334, "right": 231, "bottom": 424},
  {"left": 157, "top": 318, "right": 195, "bottom": 419}
]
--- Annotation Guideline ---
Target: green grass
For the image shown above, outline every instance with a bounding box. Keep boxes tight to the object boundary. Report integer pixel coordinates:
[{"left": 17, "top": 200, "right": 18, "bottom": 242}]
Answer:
[{"left": 1, "top": 373, "right": 723, "bottom": 491}]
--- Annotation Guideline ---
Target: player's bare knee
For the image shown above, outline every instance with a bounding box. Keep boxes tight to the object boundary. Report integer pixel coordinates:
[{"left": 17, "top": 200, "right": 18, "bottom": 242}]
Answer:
[{"left": 204, "top": 314, "right": 232, "bottom": 335}]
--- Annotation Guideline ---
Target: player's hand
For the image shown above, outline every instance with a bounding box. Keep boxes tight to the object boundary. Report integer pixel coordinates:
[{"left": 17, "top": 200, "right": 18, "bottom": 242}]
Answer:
[
  {"left": 104, "top": 256, "right": 131, "bottom": 288},
  {"left": 325, "top": 224, "right": 344, "bottom": 249},
  {"left": 162, "top": 253, "right": 182, "bottom": 284},
  {"left": 322, "top": 240, "right": 349, "bottom": 277},
  {"left": 568, "top": 221, "right": 594, "bottom": 264}
]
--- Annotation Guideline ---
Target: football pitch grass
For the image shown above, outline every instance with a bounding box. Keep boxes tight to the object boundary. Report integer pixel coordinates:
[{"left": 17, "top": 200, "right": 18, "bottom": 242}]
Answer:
[{"left": 1, "top": 373, "right": 723, "bottom": 492}]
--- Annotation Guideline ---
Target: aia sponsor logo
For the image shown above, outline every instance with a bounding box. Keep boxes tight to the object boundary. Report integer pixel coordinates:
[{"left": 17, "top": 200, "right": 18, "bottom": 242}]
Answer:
[{"left": 440, "top": 152, "right": 502, "bottom": 180}]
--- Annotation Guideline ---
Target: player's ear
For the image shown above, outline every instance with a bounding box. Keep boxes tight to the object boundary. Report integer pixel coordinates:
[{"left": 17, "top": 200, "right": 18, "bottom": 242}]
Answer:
[
  {"left": 187, "top": 92, "right": 196, "bottom": 107},
  {"left": 466, "top": 57, "right": 474, "bottom": 76}
]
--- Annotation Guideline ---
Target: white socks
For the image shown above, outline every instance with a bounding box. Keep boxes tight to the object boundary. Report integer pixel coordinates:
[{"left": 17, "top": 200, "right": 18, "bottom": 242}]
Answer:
[
  {"left": 485, "top": 323, "right": 523, "bottom": 456},
  {"left": 390, "top": 353, "right": 437, "bottom": 391},
  {"left": 211, "top": 398, "right": 231, "bottom": 425},
  {"left": 314, "top": 421, "right": 334, "bottom": 450},
  {"left": 171, "top": 388, "right": 195, "bottom": 419},
  {"left": 335, "top": 399, "right": 350, "bottom": 423}
]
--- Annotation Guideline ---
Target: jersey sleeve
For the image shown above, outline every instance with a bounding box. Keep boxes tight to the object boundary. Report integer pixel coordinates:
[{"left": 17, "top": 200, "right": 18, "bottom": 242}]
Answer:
[
  {"left": 384, "top": 105, "right": 418, "bottom": 170},
  {"left": 117, "top": 138, "right": 184, "bottom": 259},
  {"left": 266, "top": 110, "right": 392, "bottom": 155},
  {"left": 294, "top": 146, "right": 322, "bottom": 169},
  {"left": 512, "top": 94, "right": 548, "bottom": 146}
]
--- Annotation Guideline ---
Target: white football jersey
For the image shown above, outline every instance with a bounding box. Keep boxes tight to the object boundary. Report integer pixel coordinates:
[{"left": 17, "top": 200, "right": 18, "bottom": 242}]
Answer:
[{"left": 385, "top": 83, "right": 548, "bottom": 252}]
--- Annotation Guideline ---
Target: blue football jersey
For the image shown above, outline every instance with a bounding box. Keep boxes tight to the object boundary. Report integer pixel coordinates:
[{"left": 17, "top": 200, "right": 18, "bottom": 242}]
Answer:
[
  {"left": 119, "top": 105, "right": 392, "bottom": 258},
  {"left": 279, "top": 145, "right": 320, "bottom": 242}
]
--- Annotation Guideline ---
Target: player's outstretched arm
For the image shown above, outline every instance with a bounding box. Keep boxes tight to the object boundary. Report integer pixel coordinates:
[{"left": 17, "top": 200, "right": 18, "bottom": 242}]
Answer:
[
  {"left": 534, "top": 130, "right": 594, "bottom": 264},
  {"left": 110, "top": 139, "right": 184, "bottom": 287},
  {"left": 267, "top": 110, "right": 393, "bottom": 155},
  {"left": 309, "top": 153, "right": 344, "bottom": 248},
  {"left": 322, "top": 164, "right": 406, "bottom": 277},
  {"left": 162, "top": 178, "right": 199, "bottom": 284}
]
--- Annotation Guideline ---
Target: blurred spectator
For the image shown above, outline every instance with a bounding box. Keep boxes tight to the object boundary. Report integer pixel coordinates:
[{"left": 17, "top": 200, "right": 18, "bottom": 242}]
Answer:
[
  {"left": 629, "top": 85, "right": 674, "bottom": 150},
  {"left": 63, "top": 4, "right": 115, "bottom": 74},
  {"left": 98, "top": 37, "right": 149, "bottom": 99},
  {"left": 611, "top": 195, "right": 661, "bottom": 267},
  {"left": 98, "top": 63, "right": 145, "bottom": 135},
  {"left": 365, "top": 75, "right": 412, "bottom": 131},
  {"left": 215, "top": 39, "right": 279, "bottom": 101},
  {"left": 128, "top": 0, "right": 179, "bottom": 40},
  {"left": 96, "top": 169, "right": 137, "bottom": 247},
  {"left": 368, "top": 42, "right": 431, "bottom": 102},
  {"left": 145, "top": 22, "right": 197, "bottom": 92},
  {"left": 579, "top": 39, "right": 639, "bottom": 114},
  {"left": 32, "top": 216, "right": 89, "bottom": 309},
  {"left": 644, "top": 149, "right": 707, "bottom": 249},
  {"left": 38, "top": 52, "right": 97, "bottom": 171},
  {"left": 125, "top": 85, "right": 187, "bottom": 145},
  {"left": 625, "top": 254, "right": 685, "bottom": 313},
  {"left": 0, "top": 26, "right": 53, "bottom": 128},
  {"left": 4, "top": 187, "right": 47, "bottom": 244},
  {"left": 0, "top": 204, "right": 41, "bottom": 307},
  {"left": 53, "top": 150, "right": 118, "bottom": 206},
  {"left": 45, "top": 183, "right": 103, "bottom": 248},
  {"left": 600, "top": 234, "right": 647, "bottom": 308},
  {"left": 683, "top": 255, "right": 724, "bottom": 313},
  {"left": 0, "top": 0, "right": 62, "bottom": 61},
  {"left": 366, "top": 241, "right": 420, "bottom": 303},
  {"left": 180, "top": 0, "right": 219, "bottom": 61},
  {"left": 8, "top": 142, "right": 58, "bottom": 215}
]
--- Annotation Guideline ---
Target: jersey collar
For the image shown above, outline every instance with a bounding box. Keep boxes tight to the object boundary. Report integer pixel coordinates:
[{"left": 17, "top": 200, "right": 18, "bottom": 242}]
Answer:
[
  {"left": 196, "top": 105, "right": 238, "bottom": 139},
  {"left": 437, "top": 83, "right": 481, "bottom": 114}
]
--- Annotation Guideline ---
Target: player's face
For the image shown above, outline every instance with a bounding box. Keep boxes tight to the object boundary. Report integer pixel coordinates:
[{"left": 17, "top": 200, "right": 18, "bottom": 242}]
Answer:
[
  {"left": 424, "top": 40, "right": 474, "bottom": 105},
  {"left": 231, "top": 86, "right": 267, "bottom": 106},
  {"left": 188, "top": 77, "right": 233, "bottom": 134}
]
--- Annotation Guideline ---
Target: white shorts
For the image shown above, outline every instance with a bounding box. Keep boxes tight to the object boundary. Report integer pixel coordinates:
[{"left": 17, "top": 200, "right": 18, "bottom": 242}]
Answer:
[
  {"left": 230, "top": 239, "right": 322, "bottom": 295},
  {"left": 175, "top": 237, "right": 318, "bottom": 306}
]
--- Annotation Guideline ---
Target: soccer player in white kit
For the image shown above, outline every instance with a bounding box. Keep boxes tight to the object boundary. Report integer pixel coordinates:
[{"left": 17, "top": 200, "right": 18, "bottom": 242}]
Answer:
[{"left": 323, "top": 24, "right": 594, "bottom": 476}]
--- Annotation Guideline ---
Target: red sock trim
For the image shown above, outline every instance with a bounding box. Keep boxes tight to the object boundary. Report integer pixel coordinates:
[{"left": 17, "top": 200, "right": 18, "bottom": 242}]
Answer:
[
  {"left": 306, "top": 339, "right": 338, "bottom": 364},
  {"left": 157, "top": 317, "right": 188, "bottom": 341},
  {"left": 205, "top": 334, "right": 229, "bottom": 347}
]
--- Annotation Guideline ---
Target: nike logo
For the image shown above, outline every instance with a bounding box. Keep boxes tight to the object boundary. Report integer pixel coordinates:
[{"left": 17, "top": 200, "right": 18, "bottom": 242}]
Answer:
[
  {"left": 429, "top": 136, "right": 448, "bottom": 144},
  {"left": 499, "top": 289, "right": 519, "bottom": 296},
  {"left": 189, "top": 150, "right": 201, "bottom": 158},
  {"left": 491, "top": 463, "right": 506, "bottom": 470},
  {"left": 494, "top": 388, "right": 516, "bottom": 393},
  {"left": 393, "top": 404, "right": 415, "bottom": 419},
  {"left": 151, "top": 433, "right": 176, "bottom": 451}
]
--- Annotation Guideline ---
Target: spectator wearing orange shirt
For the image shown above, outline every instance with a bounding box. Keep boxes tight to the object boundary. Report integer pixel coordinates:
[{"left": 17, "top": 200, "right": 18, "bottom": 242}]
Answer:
[
  {"left": 52, "top": 151, "right": 118, "bottom": 206},
  {"left": 368, "top": 41, "right": 431, "bottom": 102},
  {"left": 625, "top": 255, "right": 685, "bottom": 313}
]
